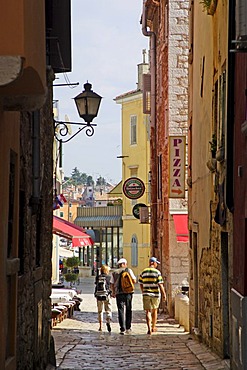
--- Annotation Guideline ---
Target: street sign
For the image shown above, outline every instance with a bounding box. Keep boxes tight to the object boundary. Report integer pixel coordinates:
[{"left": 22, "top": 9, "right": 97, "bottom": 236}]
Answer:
[
  {"left": 132, "top": 203, "right": 147, "bottom": 219},
  {"left": 123, "top": 177, "right": 145, "bottom": 200},
  {"left": 169, "top": 136, "right": 186, "bottom": 198}
]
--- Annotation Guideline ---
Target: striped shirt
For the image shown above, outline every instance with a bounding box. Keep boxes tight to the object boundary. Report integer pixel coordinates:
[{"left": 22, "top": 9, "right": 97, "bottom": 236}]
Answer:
[{"left": 139, "top": 267, "right": 164, "bottom": 297}]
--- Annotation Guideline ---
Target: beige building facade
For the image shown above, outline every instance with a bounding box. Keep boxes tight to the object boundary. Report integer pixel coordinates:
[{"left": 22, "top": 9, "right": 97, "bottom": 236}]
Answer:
[
  {"left": 0, "top": 2, "right": 72, "bottom": 368},
  {"left": 188, "top": 0, "right": 232, "bottom": 359}
]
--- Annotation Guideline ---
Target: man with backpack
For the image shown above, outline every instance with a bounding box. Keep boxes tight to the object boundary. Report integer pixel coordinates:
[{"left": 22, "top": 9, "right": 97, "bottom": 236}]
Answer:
[
  {"left": 94, "top": 265, "right": 112, "bottom": 332},
  {"left": 110, "top": 258, "right": 136, "bottom": 335}
]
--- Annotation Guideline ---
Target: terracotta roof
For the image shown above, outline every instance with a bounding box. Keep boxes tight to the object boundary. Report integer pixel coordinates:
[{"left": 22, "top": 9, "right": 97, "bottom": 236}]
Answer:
[{"left": 115, "top": 88, "right": 141, "bottom": 100}]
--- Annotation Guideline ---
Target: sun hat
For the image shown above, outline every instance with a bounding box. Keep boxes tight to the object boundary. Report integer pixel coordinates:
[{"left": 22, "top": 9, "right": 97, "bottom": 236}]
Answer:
[
  {"left": 150, "top": 257, "right": 160, "bottom": 264},
  {"left": 117, "top": 258, "right": 127, "bottom": 265}
]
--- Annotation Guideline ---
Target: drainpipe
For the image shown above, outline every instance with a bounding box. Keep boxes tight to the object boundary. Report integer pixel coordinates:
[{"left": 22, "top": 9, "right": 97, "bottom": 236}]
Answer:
[
  {"left": 142, "top": 0, "right": 157, "bottom": 254},
  {"left": 29, "top": 111, "right": 41, "bottom": 214}
]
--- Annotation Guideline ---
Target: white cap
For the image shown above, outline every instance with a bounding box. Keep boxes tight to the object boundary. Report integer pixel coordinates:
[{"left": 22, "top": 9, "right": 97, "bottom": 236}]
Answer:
[{"left": 117, "top": 258, "right": 127, "bottom": 265}]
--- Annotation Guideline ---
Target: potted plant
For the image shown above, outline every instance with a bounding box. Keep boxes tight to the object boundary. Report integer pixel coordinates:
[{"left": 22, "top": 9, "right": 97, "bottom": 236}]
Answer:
[
  {"left": 63, "top": 257, "right": 80, "bottom": 286},
  {"left": 64, "top": 272, "right": 79, "bottom": 286}
]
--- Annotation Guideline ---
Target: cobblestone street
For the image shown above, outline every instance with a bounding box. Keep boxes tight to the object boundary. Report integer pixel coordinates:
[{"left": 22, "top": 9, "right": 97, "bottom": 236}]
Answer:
[{"left": 52, "top": 278, "right": 230, "bottom": 370}]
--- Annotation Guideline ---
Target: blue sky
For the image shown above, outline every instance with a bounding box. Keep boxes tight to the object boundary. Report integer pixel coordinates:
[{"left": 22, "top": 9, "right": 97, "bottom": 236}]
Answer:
[{"left": 54, "top": 0, "right": 148, "bottom": 184}]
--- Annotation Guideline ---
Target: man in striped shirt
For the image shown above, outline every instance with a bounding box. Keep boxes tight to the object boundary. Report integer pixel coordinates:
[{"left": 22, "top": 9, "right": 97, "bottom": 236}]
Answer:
[{"left": 139, "top": 257, "right": 166, "bottom": 334}]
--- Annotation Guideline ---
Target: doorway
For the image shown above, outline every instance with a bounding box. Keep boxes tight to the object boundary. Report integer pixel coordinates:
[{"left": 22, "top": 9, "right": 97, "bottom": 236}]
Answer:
[
  {"left": 221, "top": 231, "right": 230, "bottom": 358},
  {"left": 193, "top": 231, "right": 199, "bottom": 329}
]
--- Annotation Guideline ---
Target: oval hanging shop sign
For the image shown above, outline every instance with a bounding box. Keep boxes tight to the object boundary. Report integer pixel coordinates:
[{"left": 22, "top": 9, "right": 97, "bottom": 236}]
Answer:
[{"left": 123, "top": 177, "right": 145, "bottom": 200}]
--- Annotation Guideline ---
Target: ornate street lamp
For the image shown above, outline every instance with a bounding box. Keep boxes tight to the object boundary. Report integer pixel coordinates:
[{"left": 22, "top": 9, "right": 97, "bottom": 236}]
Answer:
[{"left": 54, "top": 82, "right": 102, "bottom": 143}]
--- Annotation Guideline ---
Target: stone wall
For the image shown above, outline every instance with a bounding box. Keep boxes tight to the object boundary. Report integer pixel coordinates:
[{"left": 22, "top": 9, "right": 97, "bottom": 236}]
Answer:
[
  {"left": 168, "top": 0, "right": 189, "bottom": 136},
  {"left": 154, "top": 0, "right": 189, "bottom": 312},
  {"left": 17, "top": 68, "right": 54, "bottom": 370}
]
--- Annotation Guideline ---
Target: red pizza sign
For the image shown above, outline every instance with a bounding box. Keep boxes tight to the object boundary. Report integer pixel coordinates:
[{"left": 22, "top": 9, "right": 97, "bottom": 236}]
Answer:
[
  {"left": 169, "top": 136, "right": 186, "bottom": 198},
  {"left": 123, "top": 177, "right": 145, "bottom": 200}
]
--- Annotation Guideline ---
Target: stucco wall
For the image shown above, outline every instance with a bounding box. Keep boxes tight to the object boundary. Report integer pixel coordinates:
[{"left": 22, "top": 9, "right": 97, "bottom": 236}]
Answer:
[{"left": 188, "top": 0, "right": 232, "bottom": 357}]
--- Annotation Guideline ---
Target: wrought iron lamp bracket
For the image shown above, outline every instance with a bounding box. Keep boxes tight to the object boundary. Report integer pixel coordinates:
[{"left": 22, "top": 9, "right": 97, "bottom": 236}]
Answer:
[{"left": 54, "top": 120, "right": 97, "bottom": 143}]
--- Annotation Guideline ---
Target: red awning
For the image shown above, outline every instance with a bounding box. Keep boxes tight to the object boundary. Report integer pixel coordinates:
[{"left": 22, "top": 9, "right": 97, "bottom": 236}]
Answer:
[
  {"left": 53, "top": 216, "right": 93, "bottom": 247},
  {"left": 172, "top": 214, "right": 189, "bottom": 242}
]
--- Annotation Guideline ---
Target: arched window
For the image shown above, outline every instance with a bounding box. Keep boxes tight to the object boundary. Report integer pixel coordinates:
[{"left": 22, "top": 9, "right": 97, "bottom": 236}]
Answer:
[{"left": 131, "top": 235, "right": 138, "bottom": 267}]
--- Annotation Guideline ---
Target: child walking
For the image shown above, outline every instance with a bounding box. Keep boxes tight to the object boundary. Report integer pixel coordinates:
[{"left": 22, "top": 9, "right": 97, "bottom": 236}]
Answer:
[{"left": 95, "top": 265, "right": 112, "bottom": 332}]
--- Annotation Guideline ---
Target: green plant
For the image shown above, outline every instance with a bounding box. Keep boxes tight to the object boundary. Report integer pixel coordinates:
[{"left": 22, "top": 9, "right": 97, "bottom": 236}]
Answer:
[
  {"left": 65, "top": 256, "right": 80, "bottom": 268},
  {"left": 64, "top": 273, "right": 78, "bottom": 283},
  {"left": 200, "top": 0, "right": 217, "bottom": 14},
  {"left": 200, "top": 0, "right": 211, "bottom": 11}
]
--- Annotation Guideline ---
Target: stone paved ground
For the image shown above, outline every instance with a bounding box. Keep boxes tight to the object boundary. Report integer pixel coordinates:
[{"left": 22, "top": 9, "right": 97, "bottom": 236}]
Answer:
[{"left": 52, "top": 278, "right": 230, "bottom": 370}]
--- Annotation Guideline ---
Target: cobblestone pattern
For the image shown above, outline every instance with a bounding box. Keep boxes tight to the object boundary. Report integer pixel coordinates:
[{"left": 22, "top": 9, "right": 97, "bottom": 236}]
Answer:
[{"left": 52, "top": 278, "right": 230, "bottom": 370}]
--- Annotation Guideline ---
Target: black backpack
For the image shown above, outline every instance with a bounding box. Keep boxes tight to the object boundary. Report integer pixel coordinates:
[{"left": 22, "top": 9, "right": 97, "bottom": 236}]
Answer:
[{"left": 94, "top": 274, "right": 110, "bottom": 301}]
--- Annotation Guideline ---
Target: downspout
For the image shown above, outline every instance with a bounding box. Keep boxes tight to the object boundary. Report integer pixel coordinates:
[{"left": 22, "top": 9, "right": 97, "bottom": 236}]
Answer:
[
  {"left": 226, "top": 0, "right": 235, "bottom": 212},
  {"left": 142, "top": 0, "right": 157, "bottom": 254},
  {"left": 30, "top": 111, "right": 41, "bottom": 214}
]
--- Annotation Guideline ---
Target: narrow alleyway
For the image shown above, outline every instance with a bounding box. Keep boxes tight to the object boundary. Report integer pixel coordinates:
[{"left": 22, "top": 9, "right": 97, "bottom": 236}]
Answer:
[{"left": 52, "top": 278, "right": 230, "bottom": 370}]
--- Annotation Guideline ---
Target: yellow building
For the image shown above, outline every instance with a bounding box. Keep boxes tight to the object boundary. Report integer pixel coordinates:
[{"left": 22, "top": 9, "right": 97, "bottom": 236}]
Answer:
[
  {"left": 58, "top": 199, "right": 81, "bottom": 223},
  {"left": 115, "top": 53, "right": 151, "bottom": 278}
]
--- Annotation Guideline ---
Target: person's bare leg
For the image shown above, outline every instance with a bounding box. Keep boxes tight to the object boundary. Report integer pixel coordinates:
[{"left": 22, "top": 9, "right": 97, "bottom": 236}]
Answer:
[
  {"left": 145, "top": 310, "right": 152, "bottom": 334},
  {"left": 151, "top": 309, "right": 158, "bottom": 332}
]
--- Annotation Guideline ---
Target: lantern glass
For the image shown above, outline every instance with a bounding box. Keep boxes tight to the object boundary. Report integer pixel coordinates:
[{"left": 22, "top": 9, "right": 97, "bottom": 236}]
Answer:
[{"left": 74, "top": 82, "right": 102, "bottom": 123}]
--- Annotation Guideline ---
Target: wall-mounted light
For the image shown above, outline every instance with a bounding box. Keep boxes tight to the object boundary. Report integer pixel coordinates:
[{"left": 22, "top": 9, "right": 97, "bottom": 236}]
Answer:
[{"left": 54, "top": 82, "right": 102, "bottom": 143}]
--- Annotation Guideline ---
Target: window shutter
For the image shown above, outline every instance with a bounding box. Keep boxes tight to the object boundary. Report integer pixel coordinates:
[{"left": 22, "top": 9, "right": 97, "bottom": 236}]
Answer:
[
  {"left": 130, "top": 116, "right": 137, "bottom": 144},
  {"left": 143, "top": 74, "right": 151, "bottom": 114}
]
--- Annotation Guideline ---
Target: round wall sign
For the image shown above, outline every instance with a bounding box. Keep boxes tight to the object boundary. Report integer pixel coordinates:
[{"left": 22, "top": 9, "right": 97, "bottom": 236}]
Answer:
[
  {"left": 132, "top": 203, "right": 147, "bottom": 219},
  {"left": 123, "top": 177, "right": 145, "bottom": 200}
]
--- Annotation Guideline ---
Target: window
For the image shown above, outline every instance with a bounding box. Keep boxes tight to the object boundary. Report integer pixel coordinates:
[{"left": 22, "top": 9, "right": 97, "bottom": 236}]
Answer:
[
  {"left": 130, "top": 167, "right": 138, "bottom": 178},
  {"left": 218, "top": 70, "right": 226, "bottom": 150},
  {"left": 131, "top": 235, "right": 138, "bottom": 266},
  {"left": 130, "top": 115, "right": 137, "bottom": 145},
  {"left": 60, "top": 211, "right": 64, "bottom": 217},
  {"left": 212, "top": 70, "right": 226, "bottom": 161},
  {"left": 143, "top": 75, "right": 151, "bottom": 114},
  {"left": 8, "top": 150, "right": 17, "bottom": 258}
]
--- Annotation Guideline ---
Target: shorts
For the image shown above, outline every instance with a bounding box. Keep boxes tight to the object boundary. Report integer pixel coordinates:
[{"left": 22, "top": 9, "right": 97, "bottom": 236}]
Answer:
[{"left": 143, "top": 295, "right": 160, "bottom": 310}]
